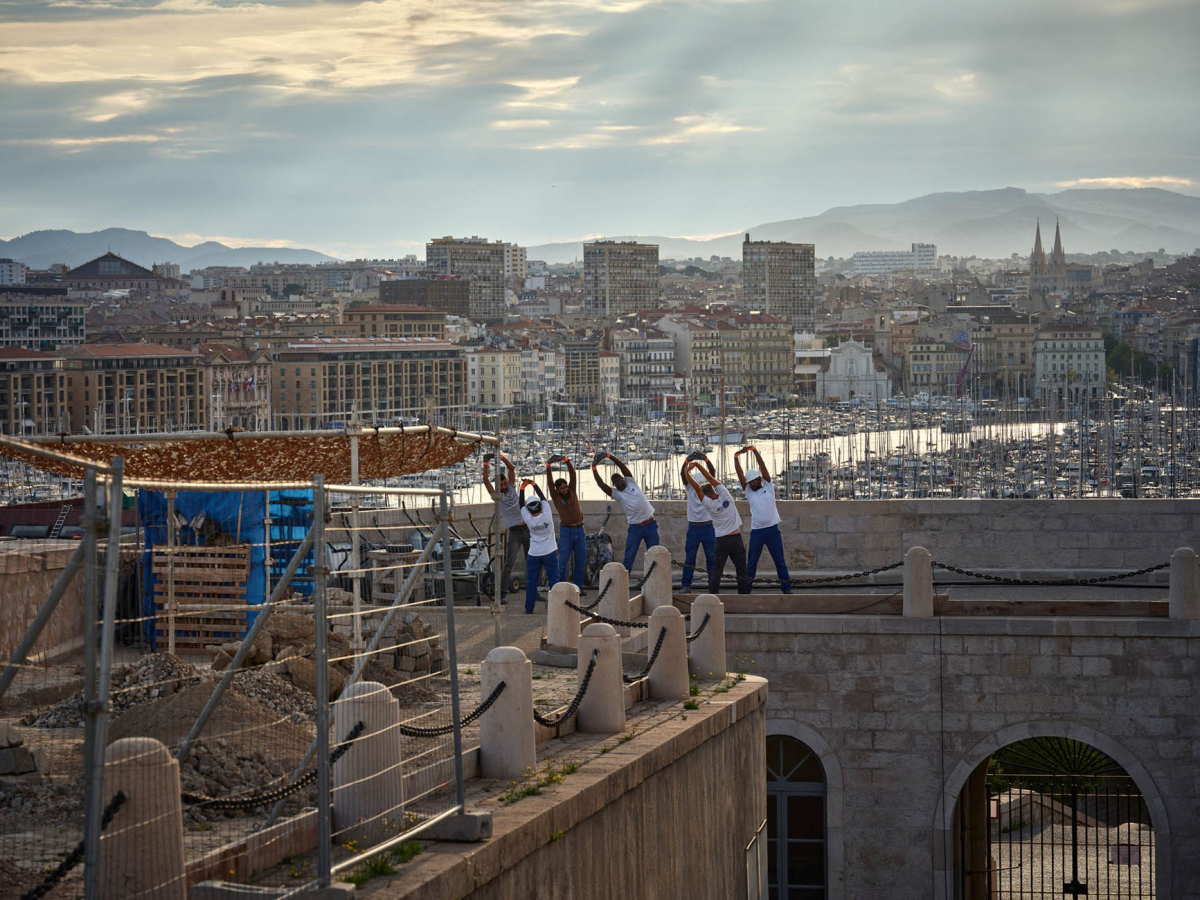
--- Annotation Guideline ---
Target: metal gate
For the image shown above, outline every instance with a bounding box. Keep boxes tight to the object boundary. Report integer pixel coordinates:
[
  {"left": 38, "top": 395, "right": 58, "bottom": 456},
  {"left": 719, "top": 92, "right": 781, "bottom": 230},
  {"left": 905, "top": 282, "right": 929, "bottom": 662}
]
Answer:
[{"left": 983, "top": 738, "right": 1154, "bottom": 898}]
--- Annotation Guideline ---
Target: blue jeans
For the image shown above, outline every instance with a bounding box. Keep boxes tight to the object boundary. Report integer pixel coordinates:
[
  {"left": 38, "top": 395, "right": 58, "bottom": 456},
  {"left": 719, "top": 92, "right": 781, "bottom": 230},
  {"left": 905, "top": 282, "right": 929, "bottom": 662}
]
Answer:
[
  {"left": 525, "top": 550, "right": 559, "bottom": 612},
  {"left": 681, "top": 521, "right": 715, "bottom": 591},
  {"left": 559, "top": 524, "right": 587, "bottom": 589},
  {"left": 622, "top": 520, "right": 660, "bottom": 571},
  {"left": 746, "top": 524, "right": 792, "bottom": 592}
]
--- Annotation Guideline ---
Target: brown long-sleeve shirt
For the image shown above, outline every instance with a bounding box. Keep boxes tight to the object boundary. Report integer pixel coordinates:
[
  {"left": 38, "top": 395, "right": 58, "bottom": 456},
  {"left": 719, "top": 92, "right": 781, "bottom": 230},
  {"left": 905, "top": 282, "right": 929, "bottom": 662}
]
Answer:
[{"left": 547, "top": 459, "right": 585, "bottom": 527}]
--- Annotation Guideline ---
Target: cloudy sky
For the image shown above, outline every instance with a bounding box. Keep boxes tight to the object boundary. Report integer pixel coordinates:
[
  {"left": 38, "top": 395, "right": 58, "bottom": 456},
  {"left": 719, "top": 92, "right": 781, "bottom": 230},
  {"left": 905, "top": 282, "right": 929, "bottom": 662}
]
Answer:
[{"left": 1, "top": 0, "right": 1197, "bottom": 256}]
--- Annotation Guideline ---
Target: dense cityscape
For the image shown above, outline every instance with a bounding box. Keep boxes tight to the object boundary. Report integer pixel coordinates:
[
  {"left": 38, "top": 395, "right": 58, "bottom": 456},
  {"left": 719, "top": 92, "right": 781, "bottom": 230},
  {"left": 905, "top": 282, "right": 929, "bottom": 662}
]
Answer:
[{"left": 0, "top": 0, "right": 1197, "bottom": 895}]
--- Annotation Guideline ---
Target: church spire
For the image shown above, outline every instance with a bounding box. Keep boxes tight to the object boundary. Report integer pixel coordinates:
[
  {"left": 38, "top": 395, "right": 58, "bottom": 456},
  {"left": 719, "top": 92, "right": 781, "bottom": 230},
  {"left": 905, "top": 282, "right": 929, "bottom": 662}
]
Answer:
[
  {"left": 1031, "top": 219, "right": 1046, "bottom": 276},
  {"left": 1049, "top": 218, "right": 1066, "bottom": 271}
]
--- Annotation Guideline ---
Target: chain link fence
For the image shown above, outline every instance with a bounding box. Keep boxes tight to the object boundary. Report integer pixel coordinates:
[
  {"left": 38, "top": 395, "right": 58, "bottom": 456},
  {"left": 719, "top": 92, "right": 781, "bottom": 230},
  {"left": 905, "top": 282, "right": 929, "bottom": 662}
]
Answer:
[{"left": 0, "top": 444, "right": 488, "bottom": 898}]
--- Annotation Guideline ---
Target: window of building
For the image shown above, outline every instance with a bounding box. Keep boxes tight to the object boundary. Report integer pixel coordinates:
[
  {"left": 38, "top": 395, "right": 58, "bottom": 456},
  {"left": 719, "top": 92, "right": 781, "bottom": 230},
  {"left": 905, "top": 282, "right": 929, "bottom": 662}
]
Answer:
[{"left": 766, "top": 735, "right": 826, "bottom": 899}]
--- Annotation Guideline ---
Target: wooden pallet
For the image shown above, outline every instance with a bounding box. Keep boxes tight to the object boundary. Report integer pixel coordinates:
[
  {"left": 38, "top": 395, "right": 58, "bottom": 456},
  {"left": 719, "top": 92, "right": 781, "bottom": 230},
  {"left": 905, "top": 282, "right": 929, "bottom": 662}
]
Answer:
[{"left": 153, "top": 544, "right": 252, "bottom": 650}]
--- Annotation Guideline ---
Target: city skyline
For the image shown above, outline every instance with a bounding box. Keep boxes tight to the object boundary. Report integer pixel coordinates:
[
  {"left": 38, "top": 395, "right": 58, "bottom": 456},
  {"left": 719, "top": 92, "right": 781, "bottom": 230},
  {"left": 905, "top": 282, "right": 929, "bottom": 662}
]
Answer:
[{"left": 0, "top": 0, "right": 1197, "bottom": 258}]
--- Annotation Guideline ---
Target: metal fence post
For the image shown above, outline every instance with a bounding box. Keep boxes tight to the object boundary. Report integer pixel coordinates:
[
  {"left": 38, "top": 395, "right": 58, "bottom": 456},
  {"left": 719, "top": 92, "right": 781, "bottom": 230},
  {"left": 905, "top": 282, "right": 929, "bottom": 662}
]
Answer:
[
  {"left": 439, "top": 493, "right": 466, "bottom": 812},
  {"left": 313, "top": 474, "right": 332, "bottom": 887},
  {"left": 80, "top": 466, "right": 101, "bottom": 900},
  {"left": 84, "top": 457, "right": 124, "bottom": 900}
]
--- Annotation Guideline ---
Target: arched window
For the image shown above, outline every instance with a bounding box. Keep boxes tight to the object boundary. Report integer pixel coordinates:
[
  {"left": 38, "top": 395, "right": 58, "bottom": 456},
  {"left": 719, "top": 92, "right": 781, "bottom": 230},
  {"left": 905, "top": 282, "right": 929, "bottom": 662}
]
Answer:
[{"left": 766, "top": 734, "right": 827, "bottom": 899}]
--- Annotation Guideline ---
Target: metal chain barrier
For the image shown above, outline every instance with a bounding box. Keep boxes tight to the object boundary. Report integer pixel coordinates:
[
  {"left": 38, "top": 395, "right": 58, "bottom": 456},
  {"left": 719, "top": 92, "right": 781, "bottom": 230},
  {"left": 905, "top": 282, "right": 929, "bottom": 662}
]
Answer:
[
  {"left": 672, "top": 558, "right": 904, "bottom": 586},
  {"left": 533, "top": 649, "right": 599, "bottom": 728},
  {"left": 563, "top": 597, "right": 649, "bottom": 629},
  {"left": 623, "top": 627, "right": 667, "bottom": 684},
  {"left": 579, "top": 577, "right": 612, "bottom": 612},
  {"left": 182, "top": 721, "right": 366, "bottom": 810},
  {"left": 397, "top": 680, "right": 508, "bottom": 738},
  {"left": 634, "top": 559, "right": 658, "bottom": 591},
  {"left": 20, "top": 790, "right": 126, "bottom": 900},
  {"left": 932, "top": 560, "right": 1170, "bottom": 586},
  {"left": 685, "top": 613, "right": 711, "bottom": 643}
]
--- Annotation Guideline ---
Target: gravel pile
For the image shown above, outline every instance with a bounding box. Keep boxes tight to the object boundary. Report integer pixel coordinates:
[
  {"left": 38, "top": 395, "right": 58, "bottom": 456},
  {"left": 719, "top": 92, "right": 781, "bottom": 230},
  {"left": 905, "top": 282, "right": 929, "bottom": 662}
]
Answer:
[
  {"left": 179, "top": 738, "right": 311, "bottom": 826},
  {"left": 22, "top": 653, "right": 206, "bottom": 728},
  {"left": 230, "top": 670, "right": 316, "bottom": 725}
]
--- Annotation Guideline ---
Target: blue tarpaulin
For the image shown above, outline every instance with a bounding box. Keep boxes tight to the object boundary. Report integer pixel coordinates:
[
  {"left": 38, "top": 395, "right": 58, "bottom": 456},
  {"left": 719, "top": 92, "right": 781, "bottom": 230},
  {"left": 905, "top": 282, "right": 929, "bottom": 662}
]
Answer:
[{"left": 138, "top": 490, "right": 269, "bottom": 647}]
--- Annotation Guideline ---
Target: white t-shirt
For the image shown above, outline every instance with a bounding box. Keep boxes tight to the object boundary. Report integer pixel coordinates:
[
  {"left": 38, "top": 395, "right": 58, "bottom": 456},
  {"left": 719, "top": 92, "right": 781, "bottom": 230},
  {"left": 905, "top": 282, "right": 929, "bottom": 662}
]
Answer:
[
  {"left": 701, "top": 484, "right": 742, "bottom": 536},
  {"left": 521, "top": 503, "right": 557, "bottom": 556},
  {"left": 612, "top": 476, "right": 655, "bottom": 524},
  {"left": 744, "top": 481, "right": 781, "bottom": 530},
  {"left": 685, "top": 473, "right": 713, "bottom": 524}
]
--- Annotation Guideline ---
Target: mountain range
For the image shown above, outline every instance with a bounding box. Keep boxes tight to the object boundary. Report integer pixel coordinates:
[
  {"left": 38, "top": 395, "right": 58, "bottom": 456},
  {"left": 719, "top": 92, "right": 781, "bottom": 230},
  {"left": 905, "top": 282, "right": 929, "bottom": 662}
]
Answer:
[
  {"left": 0, "top": 228, "right": 336, "bottom": 272},
  {"left": 525, "top": 187, "right": 1200, "bottom": 263},
  {"left": 4, "top": 187, "right": 1199, "bottom": 272}
]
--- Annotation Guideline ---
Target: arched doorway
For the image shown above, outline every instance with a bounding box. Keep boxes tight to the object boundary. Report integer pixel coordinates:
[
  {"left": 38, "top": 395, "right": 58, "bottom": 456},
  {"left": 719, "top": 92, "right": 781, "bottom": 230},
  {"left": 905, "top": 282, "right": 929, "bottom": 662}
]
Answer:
[
  {"left": 766, "top": 734, "right": 827, "bottom": 899},
  {"left": 955, "top": 736, "right": 1156, "bottom": 899}
]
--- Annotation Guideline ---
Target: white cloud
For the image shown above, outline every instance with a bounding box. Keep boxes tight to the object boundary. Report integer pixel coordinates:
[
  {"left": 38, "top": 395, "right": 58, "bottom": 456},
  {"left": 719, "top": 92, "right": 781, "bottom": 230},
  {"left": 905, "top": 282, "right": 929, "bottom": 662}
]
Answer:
[
  {"left": 1056, "top": 176, "right": 1197, "bottom": 189},
  {"left": 490, "top": 119, "right": 553, "bottom": 129},
  {"left": 642, "top": 114, "right": 756, "bottom": 145}
]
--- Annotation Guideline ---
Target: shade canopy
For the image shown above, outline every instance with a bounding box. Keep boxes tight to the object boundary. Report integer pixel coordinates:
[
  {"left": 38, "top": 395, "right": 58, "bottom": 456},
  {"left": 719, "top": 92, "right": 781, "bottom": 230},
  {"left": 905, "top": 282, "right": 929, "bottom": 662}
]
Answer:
[{"left": 0, "top": 426, "right": 491, "bottom": 484}]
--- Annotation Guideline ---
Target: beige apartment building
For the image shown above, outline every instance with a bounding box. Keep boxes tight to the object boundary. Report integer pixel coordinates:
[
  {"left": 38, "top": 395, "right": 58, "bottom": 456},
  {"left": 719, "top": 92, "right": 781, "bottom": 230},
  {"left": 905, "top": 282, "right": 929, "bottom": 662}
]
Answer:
[
  {"left": 742, "top": 235, "right": 816, "bottom": 333},
  {"left": 62, "top": 343, "right": 207, "bottom": 434},
  {"left": 342, "top": 305, "right": 447, "bottom": 340},
  {"left": 716, "top": 313, "right": 793, "bottom": 399},
  {"left": 560, "top": 339, "right": 603, "bottom": 405},
  {"left": 656, "top": 316, "right": 723, "bottom": 409},
  {"left": 992, "top": 321, "right": 1037, "bottom": 397},
  {"left": 902, "top": 340, "right": 970, "bottom": 395},
  {"left": 467, "top": 347, "right": 523, "bottom": 409},
  {"left": 584, "top": 241, "right": 660, "bottom": 318},
  {"left": 425, "top": 237, "right": 507, "bottom": 322},
  {"left": 598, "top": 350, "right": 620, "bottom": 406},
  {"left": 271, "top": 337, "right": 466, "bottom": 429},
  {"left": 0, "top": 348, "right": 65, "bottom": 435}
]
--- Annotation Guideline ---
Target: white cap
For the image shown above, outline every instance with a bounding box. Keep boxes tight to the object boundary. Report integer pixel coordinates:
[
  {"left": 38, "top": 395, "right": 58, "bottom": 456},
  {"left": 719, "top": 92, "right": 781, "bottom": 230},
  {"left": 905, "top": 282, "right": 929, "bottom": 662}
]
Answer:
[{"left": 746, "top": 468, "right": 761, "bottom": 482}]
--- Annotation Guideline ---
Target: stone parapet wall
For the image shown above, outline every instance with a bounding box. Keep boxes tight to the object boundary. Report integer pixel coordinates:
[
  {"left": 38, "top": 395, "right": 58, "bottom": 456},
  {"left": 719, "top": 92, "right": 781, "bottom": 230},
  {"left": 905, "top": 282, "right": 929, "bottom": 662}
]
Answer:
[
  {"left": 0, "top": 541, "right": 86, "bottom": 662},
  {"left": 453, "top": 498, "right": 1200, "bottom": 577},
  {"left": 727, "top": 614, "right": 1200, "bottom": 899}
]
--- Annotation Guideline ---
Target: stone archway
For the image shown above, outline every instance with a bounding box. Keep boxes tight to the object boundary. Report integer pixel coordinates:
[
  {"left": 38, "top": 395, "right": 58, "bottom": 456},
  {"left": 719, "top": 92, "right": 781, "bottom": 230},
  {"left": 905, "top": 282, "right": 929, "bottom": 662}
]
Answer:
[
  {"left": 767, "top": 719, "right": 845, "bottom": 900},
  {"left": 931, "top": 720, "right": 1171, "bottom": 900}
]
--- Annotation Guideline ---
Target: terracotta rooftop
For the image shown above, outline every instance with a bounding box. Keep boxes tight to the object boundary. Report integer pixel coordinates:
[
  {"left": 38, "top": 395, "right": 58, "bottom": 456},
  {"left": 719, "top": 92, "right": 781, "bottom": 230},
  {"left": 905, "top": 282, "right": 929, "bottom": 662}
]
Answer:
[{"left": 61, "top": 343, "right": 197, "bottom": 358}]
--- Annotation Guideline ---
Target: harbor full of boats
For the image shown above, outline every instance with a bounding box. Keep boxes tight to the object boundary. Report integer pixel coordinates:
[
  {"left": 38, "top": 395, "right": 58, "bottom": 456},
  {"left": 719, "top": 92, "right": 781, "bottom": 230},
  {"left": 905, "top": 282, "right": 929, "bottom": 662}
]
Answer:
[{"left": 2, "top": 394, "right": 1199, "bottom": 510}]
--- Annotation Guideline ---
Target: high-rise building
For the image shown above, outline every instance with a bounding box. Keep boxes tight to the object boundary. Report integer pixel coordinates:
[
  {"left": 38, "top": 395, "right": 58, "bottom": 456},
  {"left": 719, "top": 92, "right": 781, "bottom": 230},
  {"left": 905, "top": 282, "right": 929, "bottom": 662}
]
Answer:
[
  {"left": 0, "top": 259, "right": 27, "bottom": 286},
  {"left": 583, "top": 241, "right": 659, "bottom": 318},
  {"left": 503, "top": 243, "right": 527, "bottom": 282},
  {"left": 742, "top": 235, "right": 816, "bottom": 333},
  {"left": 425, "top": 237, "right": 507, "bottom": 321}
]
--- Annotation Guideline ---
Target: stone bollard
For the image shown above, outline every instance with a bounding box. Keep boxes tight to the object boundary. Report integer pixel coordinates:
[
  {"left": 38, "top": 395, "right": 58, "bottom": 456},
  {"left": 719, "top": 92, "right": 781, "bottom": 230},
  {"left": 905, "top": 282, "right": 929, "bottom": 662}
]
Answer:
[
  {"left": 597, "top": 561, "right": 632, "bottom": 636},
  {"left": 1169, "top": 547, "right": 1200, "bottom": 620},
  {"left": 480, "top": 646, "right": 536, "bottom": 779},
  {"left": 333, "top": 681, "right": 404, "bottom": 844},
  {"left": 547, "top": 581, "right": 581, "bottom": 650},
  {"left": 645, "top": 605, "right": 689, "bottom": 700},
  {"left": 642, "top": 545, "right": 673, "bottom": 614},
  {"left": 903, "top": 546, "right": 933, "bottom": 618},
  {"left": 100, "top": 737, "right": 187, "bottom": 900},
  {"left": 576, "top": 623, "right": 625, "bottom": 734},
  {"left": 687, "top": 593, "right": 727, "bottom": 680}
]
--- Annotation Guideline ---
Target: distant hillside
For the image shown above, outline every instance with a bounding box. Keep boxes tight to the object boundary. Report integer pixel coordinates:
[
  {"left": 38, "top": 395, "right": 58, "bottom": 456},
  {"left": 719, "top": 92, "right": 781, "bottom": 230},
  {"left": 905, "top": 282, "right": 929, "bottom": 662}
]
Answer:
[
  {"left": 0, "top": 228, "right": 337, "bottom": 271},
  {"left": 526, "top": 187, "right": 1200, "bottom": 263}
]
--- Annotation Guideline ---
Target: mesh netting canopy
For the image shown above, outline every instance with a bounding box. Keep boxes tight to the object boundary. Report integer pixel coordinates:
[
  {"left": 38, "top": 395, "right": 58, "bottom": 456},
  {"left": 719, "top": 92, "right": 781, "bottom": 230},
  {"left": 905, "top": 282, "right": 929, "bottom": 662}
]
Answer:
[{"left": 0, "top": 427, "right": 489, "bottom": 483}]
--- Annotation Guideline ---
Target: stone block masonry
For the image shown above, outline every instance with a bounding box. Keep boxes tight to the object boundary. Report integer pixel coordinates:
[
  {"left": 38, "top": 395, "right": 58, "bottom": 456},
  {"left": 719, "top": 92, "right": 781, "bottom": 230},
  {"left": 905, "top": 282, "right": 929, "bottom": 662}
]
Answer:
[
  {"left": 453, "top": 498, "right": 1199, "bottom": 579},
  {"left": 727, "top": 614, "right": 1200, "bottom": 899}
]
